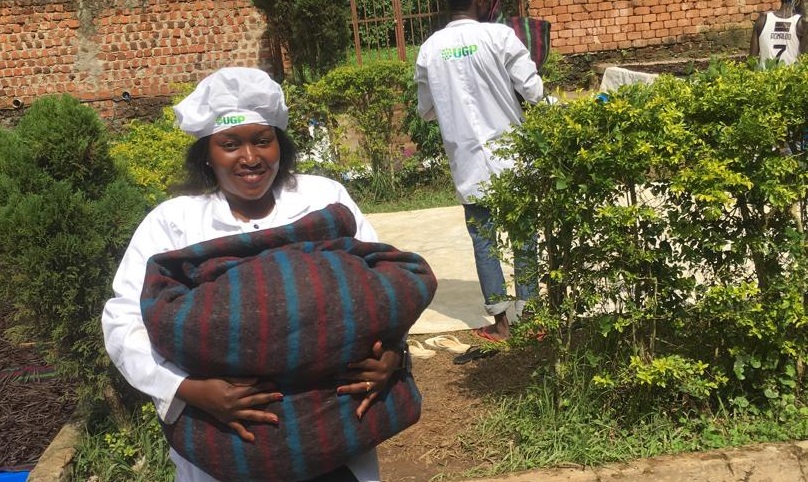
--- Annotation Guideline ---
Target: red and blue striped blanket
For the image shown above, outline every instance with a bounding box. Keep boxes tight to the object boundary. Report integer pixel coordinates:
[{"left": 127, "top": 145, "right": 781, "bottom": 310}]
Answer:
[{"left": 141, "top": 203, "right": 437, "bottom": 481}]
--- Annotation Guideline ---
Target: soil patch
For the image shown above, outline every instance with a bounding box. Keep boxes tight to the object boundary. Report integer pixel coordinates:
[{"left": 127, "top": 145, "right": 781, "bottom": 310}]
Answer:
[
  {"left": 377, "top": 332, "right": 549, "bottom": 481},
  {"left": 0, "top": 322, "right": 76, "bottom": 470}
]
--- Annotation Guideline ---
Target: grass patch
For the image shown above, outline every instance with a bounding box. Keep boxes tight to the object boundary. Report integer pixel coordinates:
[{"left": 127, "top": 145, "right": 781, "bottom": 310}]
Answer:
[
  {"left": 356, "top": 183, "right": 456, "bottom": 214},
  {"left": 71, "top": 404, "right": 173, "bottom": 482},
  {"left": 446, "top": 352, "right": 808, "bottom": 479}
]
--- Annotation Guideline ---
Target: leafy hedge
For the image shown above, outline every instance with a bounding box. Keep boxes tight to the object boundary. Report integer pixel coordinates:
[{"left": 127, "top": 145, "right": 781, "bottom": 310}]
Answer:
[
  {"left": 109, "top": 104, "right": 193, "bottom": 205},
  {"left": 487, "top": 58, "right": 808, "bottom": 417}
]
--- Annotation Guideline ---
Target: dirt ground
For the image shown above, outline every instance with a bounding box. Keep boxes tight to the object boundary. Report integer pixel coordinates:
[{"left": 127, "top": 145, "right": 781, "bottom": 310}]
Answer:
[
  {"left": 0, "top": 329, "right": 76, "bottom": 470},
  {"left": 0, "top": 325, "right": 544, "bottom": 481},
  {"left": 377, "top": 331, "right": 547, "bottom": 482}
]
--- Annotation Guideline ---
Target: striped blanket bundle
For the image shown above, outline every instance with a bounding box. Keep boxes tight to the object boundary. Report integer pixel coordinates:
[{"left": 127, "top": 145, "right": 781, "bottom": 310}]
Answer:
[{"left": 141, "top": 203, "right": 437, "bottom": 481}]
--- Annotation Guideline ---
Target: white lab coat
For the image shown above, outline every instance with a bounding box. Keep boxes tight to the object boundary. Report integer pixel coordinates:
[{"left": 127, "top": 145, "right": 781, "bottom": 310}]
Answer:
[{"left": 415, "top": 18, "right": 543, "bottom": 203}]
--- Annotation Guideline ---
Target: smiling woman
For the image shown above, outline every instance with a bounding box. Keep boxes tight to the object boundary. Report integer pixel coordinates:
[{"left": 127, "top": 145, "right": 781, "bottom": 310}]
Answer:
[
  {"left": 101, "top": 67, "right": 430, "bottom": 482},
  {"left": 205, "top": 124, "right": 283, "bottom": 220}
]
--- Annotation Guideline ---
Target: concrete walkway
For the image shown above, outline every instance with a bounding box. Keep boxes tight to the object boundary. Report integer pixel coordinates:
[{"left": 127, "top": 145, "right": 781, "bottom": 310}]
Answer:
[
  {"left": 370, "top": 206, "right": 808, "bottom": 482},
  {"left": 367, "top": 205, "right": 510, "bottom": 334}
]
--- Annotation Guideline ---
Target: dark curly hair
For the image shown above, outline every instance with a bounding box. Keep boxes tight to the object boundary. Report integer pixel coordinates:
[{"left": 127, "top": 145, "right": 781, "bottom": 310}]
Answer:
[{"left": 172, "top": 128, "right": 298, "bottom": 195}]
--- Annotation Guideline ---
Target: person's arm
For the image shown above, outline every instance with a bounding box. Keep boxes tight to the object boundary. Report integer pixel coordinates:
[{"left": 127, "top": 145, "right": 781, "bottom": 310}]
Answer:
[
  {"left": 175, "top": 377, "right": 282, "bottom": 443},
  {"left": 503, "top": 29, "right": 543, "bottom": 104},
  {"left": 750, "top": 14, "right": 765, "bottom": 57},
  {"left": 414, "top": 53, "right": 437, "bottom": 121},
  {"left": 798, "top": 16, "right": 808, "bottom": 55},
  {"left": 102, "top": 210, "right": 191, "bottom": 422}
]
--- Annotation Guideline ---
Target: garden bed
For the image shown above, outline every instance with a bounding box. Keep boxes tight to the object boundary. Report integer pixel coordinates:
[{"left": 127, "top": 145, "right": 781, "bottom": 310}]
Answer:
[{"left": 0, "top": 320, "right": 76, "bottom": 472}]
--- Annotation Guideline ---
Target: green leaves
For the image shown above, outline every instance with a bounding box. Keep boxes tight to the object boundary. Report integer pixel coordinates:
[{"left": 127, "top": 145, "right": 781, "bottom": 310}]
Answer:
[
  {"left": 0, "top": 94, "right": 149, "bottom": 417},
  {"left": 253, "top": 0, "right": 351, "bottom": 83},
  {"left": 307, "top": 61, "right": 412, "bottom": 200},
  {"left": 486, "top": 57, "right": 808, "bottom": 411}
]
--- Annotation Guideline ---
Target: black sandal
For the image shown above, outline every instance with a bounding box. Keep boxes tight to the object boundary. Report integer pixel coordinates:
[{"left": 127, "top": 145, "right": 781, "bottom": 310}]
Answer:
[{"left": 452, "top": 346, "right": 499, "bottom": 365}]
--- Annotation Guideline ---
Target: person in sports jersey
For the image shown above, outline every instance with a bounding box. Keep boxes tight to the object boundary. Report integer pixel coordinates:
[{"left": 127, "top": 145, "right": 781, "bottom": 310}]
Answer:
[{"left": 750, "top": 0, "right": 808, "bottom": 67}]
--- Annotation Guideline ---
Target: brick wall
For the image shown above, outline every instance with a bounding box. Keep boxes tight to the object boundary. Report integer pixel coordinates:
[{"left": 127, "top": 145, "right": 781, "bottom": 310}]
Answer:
[
  {"left": 0, "top": 0, "right": 786, "bottom": 124},
  {"left": 0, "top": 0, "right": 277, "bottom": 121},
  {"left": 528, "top": 0, "right": 778, "bottom": 54}
]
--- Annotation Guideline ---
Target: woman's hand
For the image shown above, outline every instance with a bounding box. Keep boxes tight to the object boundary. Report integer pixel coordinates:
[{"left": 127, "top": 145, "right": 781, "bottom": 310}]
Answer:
[
  {"left": 176, "top": 377, "right": 283, "bottom": 443},
  {"left": 336, "top": 340, "right": 402, "bottom": 419}
]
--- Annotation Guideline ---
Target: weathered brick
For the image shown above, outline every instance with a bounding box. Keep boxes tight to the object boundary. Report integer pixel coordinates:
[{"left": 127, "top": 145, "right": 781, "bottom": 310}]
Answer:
[{"left": 0, "top": 0, "right": 775, "bottom": 119}]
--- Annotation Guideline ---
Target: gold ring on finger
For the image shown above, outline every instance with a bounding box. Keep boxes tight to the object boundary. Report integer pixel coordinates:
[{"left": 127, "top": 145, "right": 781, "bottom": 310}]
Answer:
[{"left": 365, "top": 381, "right": 373, "bottom": 392}]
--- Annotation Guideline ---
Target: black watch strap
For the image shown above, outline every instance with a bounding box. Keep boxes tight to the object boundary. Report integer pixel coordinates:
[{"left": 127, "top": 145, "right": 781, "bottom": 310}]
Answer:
[{"left": 397, "top": 343, "right": 412, "bottom": 372}]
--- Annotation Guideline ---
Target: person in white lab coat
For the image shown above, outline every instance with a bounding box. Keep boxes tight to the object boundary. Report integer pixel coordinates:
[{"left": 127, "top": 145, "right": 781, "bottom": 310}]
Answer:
[
  {"left": 102, "top": 67, "right": 404, "bottom": 482},
  {"left": 415, "top": 0, "right": 544, "bottom": 341}
]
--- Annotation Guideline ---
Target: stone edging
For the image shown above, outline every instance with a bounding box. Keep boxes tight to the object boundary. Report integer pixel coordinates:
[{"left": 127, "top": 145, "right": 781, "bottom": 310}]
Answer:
[
  {"left": 458, "top": 440, "right": 808, "bottom": 482},
  {"left": 27, "top": 420, "right": 83, "bottom": 482}
]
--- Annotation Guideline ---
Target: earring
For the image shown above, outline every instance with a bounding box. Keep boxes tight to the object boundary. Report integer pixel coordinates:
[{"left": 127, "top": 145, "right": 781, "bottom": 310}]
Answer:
[{"left": 205, "top": 161, "right": 210, "bottom": 166}]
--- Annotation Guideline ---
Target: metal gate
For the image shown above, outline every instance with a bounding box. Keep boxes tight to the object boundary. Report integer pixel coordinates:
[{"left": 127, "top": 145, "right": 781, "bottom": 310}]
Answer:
[
  {"left": 348, "top": 0, "right": 448, "bottom": 64},
  {"left": 348, "top": 0, "right": 526, "bottom": 65}
]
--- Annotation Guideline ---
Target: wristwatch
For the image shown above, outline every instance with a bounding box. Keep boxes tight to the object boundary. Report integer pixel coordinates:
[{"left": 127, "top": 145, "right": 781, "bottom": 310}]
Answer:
[{"left": 397, "top": 342, "right": 412, "bottom": 372}]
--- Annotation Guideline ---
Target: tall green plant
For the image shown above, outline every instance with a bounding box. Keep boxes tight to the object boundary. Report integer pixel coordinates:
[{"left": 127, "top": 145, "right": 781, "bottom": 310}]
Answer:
[
  {"left": 487, "top": 58, "right": 808, "bottom": 413},
  {"left": 0, "top": 95, "right": 149, "bottom": 416},
  {"left": 253, "top": 0, "right": 351, "bottom": 83},
  {"left": 403, "top": 72, "right": 445, "bottom": 162},
  {"left": 14, "top": 94, "right": 116, "bottom": 199}
]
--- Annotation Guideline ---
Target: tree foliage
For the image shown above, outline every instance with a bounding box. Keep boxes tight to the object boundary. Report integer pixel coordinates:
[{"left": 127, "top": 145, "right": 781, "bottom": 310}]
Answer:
[
  {"left": 307, "top": 60, "right": 412, "bottom": 199},
  {"left": 0, "top": 95, "right": 149, "bottom": 416},
  {"left": 253, "top": 0, "right": 351, "bottom": 83}
]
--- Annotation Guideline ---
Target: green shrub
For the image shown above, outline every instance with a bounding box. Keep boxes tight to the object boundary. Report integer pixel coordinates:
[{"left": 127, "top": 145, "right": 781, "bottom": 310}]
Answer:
[
  {"left": 402, "top": 71, "right": 446, "bottom": 163},
  {"left": 0, "top": 128, "right": 49, "bottom": 202},
  {"left": 0, "top": 95, "right": 149, "bottom": 415},
  {"left": 14, "top": 94, "right": 116, "bottom": 199},
  {"left": 253, "top": 0, "right": 351, "bottom": 83},
  {"left": 486, "top": 57, "right": 808, "bottom": 414},
  {"left": 109, "top": 103, "right": 192, "bottom": 205},
  {"left": 282, "top": 80, "right": 341, "bottom": 166},
  {"left": 539, "top": 50, "right": 569, "bottom": 92},
  {"left": 307, "top": 60, "right": 412, "bottom": 200}
]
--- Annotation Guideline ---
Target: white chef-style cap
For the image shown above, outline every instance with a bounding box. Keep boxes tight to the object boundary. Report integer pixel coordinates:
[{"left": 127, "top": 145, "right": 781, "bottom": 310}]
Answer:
[{"left": 173, "top": 67, "right": 289, "bottom": 139}]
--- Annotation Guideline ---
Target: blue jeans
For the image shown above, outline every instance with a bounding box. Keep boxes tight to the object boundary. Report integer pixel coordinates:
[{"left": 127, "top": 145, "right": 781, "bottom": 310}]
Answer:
[{"left": 463, "top": 204, "right": 537, "bottom": 316}]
